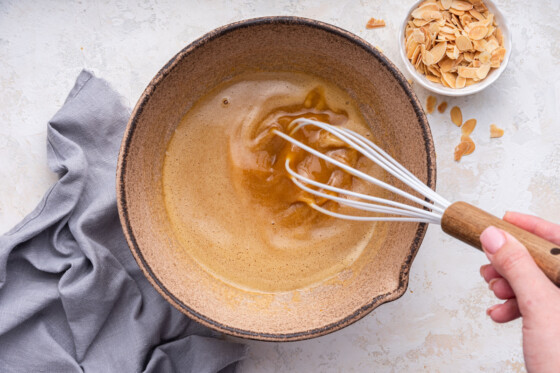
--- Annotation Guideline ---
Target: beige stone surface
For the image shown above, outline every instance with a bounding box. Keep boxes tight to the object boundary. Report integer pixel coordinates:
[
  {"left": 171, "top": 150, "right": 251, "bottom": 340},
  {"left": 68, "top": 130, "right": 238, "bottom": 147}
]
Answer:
[{"left": 2, "top": 0, "right": 559, "bottom": 371}]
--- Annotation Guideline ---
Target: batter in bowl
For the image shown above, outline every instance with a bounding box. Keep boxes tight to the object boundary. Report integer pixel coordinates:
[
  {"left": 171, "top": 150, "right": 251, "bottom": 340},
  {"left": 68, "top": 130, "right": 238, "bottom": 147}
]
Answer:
[{"left": 163, "top": 71, "right": 387, "bottom": 292}]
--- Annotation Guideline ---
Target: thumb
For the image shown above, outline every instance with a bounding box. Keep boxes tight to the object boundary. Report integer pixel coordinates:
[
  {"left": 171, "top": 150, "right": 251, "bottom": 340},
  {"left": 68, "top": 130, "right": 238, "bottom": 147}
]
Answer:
[{"left": 480, "top": 226, "right": 555, "bottom": 314}]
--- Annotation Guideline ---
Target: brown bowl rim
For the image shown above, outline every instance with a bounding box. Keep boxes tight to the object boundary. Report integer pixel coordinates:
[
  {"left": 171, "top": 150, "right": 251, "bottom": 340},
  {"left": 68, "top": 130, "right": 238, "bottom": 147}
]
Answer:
[{"left": 116, "top": 16, "right": 436, "bottom": 341}]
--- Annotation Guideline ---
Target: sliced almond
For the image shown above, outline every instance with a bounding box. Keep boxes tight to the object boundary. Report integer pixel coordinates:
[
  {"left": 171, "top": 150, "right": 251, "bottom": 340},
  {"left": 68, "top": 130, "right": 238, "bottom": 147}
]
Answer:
[
  {"left": 441, "top": 0, "right": 453, "bottom": 10},
  {"left": 412, "top": 3, "right": 440, "bottom": 18},
  {"left": 469, "top": 9, "right": 485, "bottom": 21},
  {"left": 449, "top": 8, "right": 465, "bottom": 16},
  {"left": 405, "top": 0, "right": 505, "bottom": 89},
  {"left": 495, "top": 27, "right": 504, "bottom": 45},
  {"left": 485, "top": 38, "right": 499, "bottom": 53},
  {"left": 454, "top": 141, "right": 469, "bottom": 161},
  {"left": 460, "top": 14, "right": 473, "bottom": 26},
  {"left": 428, "top": 64, "right": 442, "bottom": 77},
  {"left": 366, "top": 18, "right": 386, "bottom": 29},
  {"left": 473, "top": 39, "right": 488, "bottom": 52},
  {"left": 458, "top": 65, "right": 478, "bottom": 79},
  {"left": 461, "top": 118, "right": 477, "bottom": 135},
  {"left": 439, "top": 57, "right": 455, "bottom": 72},
  {"left": 426, "top": 95, "right": 437, "bottom": 113},
  {"left": 437, "top": 101, "right": 448, "bottom": 113},
  {"left": 411, "top": 44, "right": 422, "bottom": 64},
  {"left": 455, "top": 35, "right": 473, "bottom": 51},
  {"left": 490, "top": 124, "right": 504, "bottom": 138},
  {"left": 446, "top": 45, "right": 460, "bottom": 59},
  {"left": 461, "top": 135, "right": 476, "bottom": 155},
  {"left": 429, "top": 22, "right": 441, "bottom": 34},
  {"left": 441, "top": 71, "right": 457, "bottom": 88},
  {"left": 463, "top": 51, "right": 474, "bottom": 62},
  {"left": 478, "top": 51, "right": 491, "bottom": 64},
  {"left": 468, "top": 25, "right": 488, "bottom": 40},
  {"left": 451, "top": 0, "right": 473, "bottom": 11},
  {"left": 413, "top": 18, "right": 432, "bottom": 27},
  {"left": 476, "top": 63, "right": 491, "bottom": 79},
  {"left": 492, "top": 47, "right": 506, "bottom": 61},
  {"left": 426, "top": 74, "right": 441, "bottom": 83},
  {"left": 406, "top": 39, "right": 419, "bottom": 59},
  {"left": 450, "top": 106, "right": 462, "bottom": 126},
  {"left": 424, "top": 42, "right": 447, "bottom": 65},
  {"left": 422, "top": 10, "right": 444, "bottom": 21},
  {"left": 412, "top": 28, "right": 426, "bottom": 43}
]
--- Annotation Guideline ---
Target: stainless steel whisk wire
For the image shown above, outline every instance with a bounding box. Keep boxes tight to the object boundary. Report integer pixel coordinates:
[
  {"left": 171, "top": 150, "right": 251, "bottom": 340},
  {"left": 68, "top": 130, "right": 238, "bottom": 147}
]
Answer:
[{"left": 272, "top": 118, "right": 451, "bottom": 225}]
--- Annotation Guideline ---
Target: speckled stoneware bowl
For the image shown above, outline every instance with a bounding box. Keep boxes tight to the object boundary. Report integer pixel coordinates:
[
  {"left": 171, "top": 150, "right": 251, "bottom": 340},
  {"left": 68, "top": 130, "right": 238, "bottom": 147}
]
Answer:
[{"left": 116, "top": 16, "right": 436, "bottom": 341}]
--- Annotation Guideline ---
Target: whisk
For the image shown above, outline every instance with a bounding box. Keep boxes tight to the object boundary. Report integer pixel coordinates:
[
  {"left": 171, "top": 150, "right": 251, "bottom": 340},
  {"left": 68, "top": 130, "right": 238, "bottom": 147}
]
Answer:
[{"left": 272, "top": 118, "right": 560, "bottom": 285}]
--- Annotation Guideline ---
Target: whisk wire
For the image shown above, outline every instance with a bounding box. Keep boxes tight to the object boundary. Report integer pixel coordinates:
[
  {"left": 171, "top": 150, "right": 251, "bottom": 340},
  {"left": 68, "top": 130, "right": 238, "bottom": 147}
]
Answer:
[
  {"left": 289, "top": 118, "right": 450, "bottom": 209},
  {"left": 287, "top": 163, "right": 441, "bottom": 223},
  {"left": 272, "top": 118, "right": 448, "bottom": 223}
]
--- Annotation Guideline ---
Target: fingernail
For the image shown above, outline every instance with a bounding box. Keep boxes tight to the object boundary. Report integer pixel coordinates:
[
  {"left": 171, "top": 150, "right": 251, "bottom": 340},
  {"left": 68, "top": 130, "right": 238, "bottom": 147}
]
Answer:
[
  {"left": 486, "top": 305, "right": 498, "bottom": 316},
  {"left": 479, "top": 264, "right": 489, "bottom": 278},
  {"left": 488, "top": 278, "right": 498, "bottom": 291},
  {"left": 480, "top": 226, "right": 506, "bottom": 254}
]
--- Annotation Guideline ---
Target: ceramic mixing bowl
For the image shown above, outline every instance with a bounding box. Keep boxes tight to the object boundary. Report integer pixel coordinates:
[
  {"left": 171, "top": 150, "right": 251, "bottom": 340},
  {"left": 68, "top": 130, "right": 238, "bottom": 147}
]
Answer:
[{"left": 116, "top": 16, "right": 436, "bottom": 341}]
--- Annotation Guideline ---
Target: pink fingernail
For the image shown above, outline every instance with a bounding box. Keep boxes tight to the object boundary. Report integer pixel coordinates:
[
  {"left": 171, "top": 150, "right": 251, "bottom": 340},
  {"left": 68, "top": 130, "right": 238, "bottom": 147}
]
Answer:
[
  {"left": 486, "top": 305, "right": 498, "bottom": 316},
  {"left": 480, "top": 226, "right": 506, "bottom": 254},
  {"left": 488, "top": 278, "right": 498, "bottom": 291}
]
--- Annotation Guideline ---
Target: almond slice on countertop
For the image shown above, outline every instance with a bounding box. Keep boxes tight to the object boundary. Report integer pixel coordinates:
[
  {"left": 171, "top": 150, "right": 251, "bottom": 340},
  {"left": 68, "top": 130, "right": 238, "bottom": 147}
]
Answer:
[
  {"left": 490, "top": 124, "right": 504, "bottom": 138},
  {"left": 454, "top": 141, "right": 469, "bottom": 161},
  {"left": 461, "top": 118, "right": 477, "bottom": 135},
  {"left": 437, "top": 101, "right": 448, "bottom": 113},
  {"left": 426, "top": 95, "right": 438, "bottom": 113},
  {"left": 450, "top": 106, "right": 463, "bottom": 126},
  {"left": 366, "top": 18, "right": 386, "bottom": 29},
  {"left": 461, "top": 134, "right": 476, "bottom": 155}
]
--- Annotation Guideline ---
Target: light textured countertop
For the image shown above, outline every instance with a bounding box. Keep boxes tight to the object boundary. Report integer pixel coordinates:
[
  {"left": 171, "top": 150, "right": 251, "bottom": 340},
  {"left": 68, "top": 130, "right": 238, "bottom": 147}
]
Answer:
[{"left": 2, "top": 0, "right": 559, "bottom": 371}]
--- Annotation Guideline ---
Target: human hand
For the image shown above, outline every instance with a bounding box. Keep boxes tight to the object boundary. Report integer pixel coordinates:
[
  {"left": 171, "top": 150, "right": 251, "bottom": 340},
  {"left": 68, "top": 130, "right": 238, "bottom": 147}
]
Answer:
[{"left": 480, "top": 212, "right": 560, "bottom": 373}]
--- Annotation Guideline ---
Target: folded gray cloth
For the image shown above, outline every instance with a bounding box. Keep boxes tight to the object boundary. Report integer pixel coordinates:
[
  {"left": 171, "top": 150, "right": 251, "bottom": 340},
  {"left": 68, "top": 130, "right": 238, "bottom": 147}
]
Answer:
[{"left": 0, "top": 70, "right": 247, "bottom": 372}]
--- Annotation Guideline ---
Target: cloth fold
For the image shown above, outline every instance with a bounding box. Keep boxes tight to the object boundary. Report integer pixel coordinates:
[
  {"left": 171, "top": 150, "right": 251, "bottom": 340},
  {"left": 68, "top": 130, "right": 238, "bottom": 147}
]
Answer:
[{"left": 0, "top": 70, "right": 247, "bottom": 372}]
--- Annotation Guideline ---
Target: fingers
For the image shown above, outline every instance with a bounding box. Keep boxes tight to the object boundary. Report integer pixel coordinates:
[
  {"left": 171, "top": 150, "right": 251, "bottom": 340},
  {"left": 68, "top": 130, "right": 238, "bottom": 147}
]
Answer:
[
  {"left": 480, "top": 264, "right": 501, "bottom": 283},
  {"left": 488, "top": 277, "right": 515, "bottom": 299},
  {"left": 481, "top": 264, "right": 515, "bottom": 299},
  {"left": 503, "top": 211, "right": 560, "bottom": 245},
  {"left": 487, "top": 298, "right": 521, "bottom": 323},
  {"left": 480, "top": 226, "right": 556, "bottom": 314}
]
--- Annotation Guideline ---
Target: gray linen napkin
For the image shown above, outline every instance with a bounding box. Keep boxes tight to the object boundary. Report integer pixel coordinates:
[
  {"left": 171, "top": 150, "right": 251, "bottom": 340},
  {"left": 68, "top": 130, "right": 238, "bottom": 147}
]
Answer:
[{"left": 0, "top": 70, "right": 247, "bottom": 372}]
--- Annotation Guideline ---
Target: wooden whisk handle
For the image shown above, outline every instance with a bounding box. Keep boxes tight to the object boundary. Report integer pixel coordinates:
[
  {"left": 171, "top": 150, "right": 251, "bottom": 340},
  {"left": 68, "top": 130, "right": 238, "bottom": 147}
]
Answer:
[{"left": 441, "top": 201, "right": 560, "bottom": 286}]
